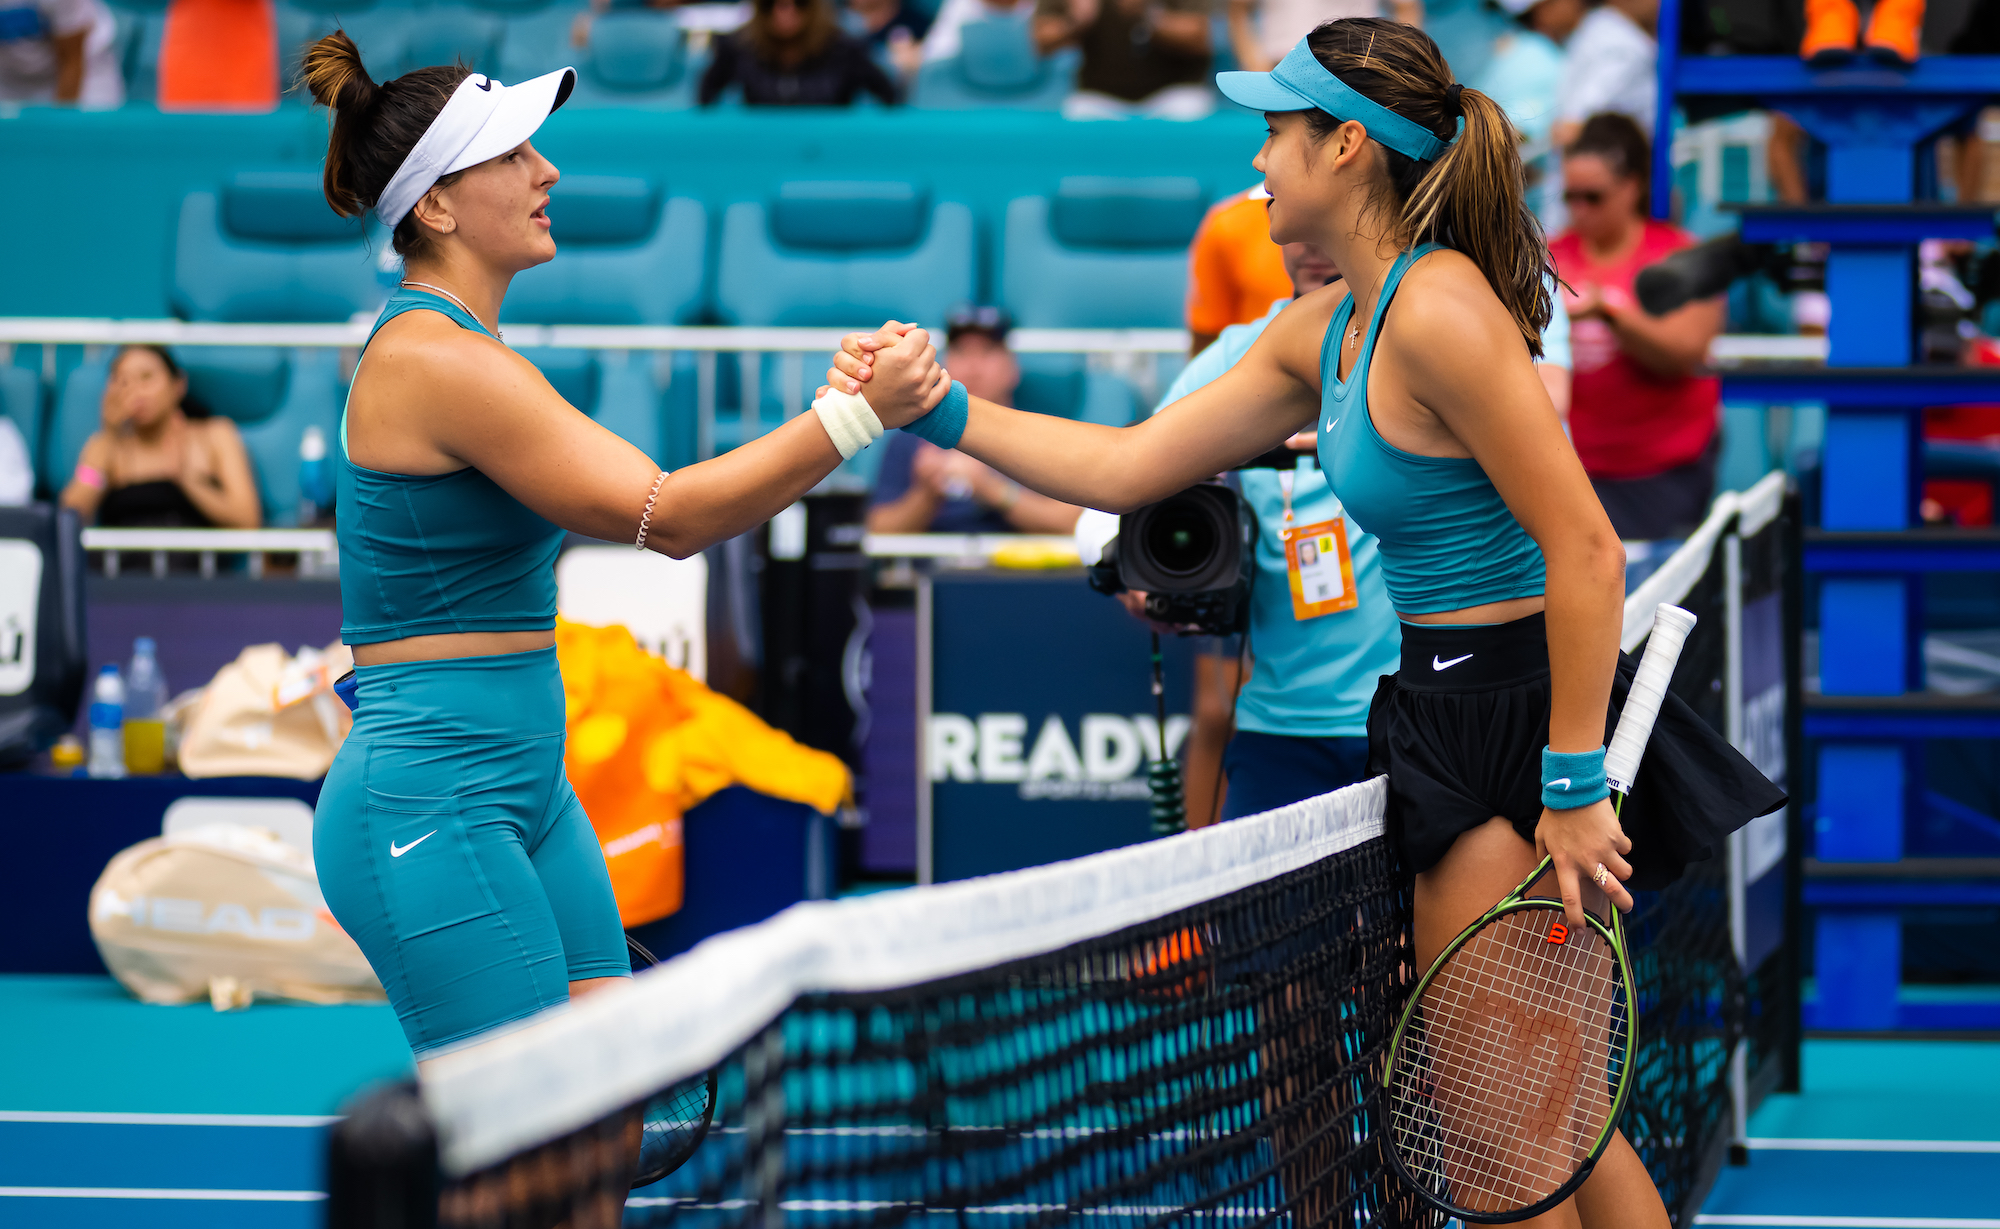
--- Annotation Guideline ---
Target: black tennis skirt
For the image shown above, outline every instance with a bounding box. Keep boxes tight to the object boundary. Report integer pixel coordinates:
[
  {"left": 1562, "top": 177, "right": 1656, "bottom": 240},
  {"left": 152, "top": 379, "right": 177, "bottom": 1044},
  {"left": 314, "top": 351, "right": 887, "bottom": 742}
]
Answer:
[{"left": 1365, "top": 612, "right": 1786, "bottom": 890}]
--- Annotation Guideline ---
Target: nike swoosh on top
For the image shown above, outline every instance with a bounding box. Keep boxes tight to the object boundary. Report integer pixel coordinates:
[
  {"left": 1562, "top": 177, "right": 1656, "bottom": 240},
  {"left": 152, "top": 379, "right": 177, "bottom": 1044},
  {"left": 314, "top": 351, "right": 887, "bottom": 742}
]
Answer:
[
  {"left": 1550, "top": 777, "right": 1573, "bottom": 790},
  {"left": 1431, "top": 653, "right": 1474, "bottom": 671},
  {"left": 390, "top": 831, "right": 437, "bottom": 858}
]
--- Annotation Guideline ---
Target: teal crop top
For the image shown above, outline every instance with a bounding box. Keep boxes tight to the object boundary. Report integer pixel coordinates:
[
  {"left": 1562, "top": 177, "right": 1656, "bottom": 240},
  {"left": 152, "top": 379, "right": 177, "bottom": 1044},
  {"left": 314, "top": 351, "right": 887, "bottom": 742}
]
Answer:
[
  {"left": 1317, "top": 245, "right": 1547, "bottom": 615},
  {"left": 336, "top": 288, "right": 564, "bottom": 645}
]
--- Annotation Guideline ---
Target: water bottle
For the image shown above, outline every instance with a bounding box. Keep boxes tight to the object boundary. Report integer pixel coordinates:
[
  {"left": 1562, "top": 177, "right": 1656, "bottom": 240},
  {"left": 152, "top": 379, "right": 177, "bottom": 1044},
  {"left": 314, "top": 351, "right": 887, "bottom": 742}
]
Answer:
[
  {"left": 87, "top": 664, "right": 126, "bottom": 780},
  {"left": 123, "top": 637, "right": 168, "bottom": 775},
  {"left": 297, "top": 425, "right": 331, "bottom": 526}
]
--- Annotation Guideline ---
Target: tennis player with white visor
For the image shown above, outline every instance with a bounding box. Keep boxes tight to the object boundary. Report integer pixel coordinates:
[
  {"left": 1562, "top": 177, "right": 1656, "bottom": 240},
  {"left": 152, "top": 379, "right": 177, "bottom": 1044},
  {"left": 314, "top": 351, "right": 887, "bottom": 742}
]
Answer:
[
  {"left": 819, "top": 18, "right": 1784, "bottom": 1226},
  {"left": 299, "top": 32, "right": 951, "bottom": 1067}
]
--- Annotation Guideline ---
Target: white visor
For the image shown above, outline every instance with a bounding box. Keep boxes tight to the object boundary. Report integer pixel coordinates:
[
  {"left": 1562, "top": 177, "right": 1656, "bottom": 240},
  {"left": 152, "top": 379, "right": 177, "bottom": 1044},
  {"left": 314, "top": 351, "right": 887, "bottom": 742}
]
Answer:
[{"left": 375, "top": 67, "right": 577, "bottom": 231}]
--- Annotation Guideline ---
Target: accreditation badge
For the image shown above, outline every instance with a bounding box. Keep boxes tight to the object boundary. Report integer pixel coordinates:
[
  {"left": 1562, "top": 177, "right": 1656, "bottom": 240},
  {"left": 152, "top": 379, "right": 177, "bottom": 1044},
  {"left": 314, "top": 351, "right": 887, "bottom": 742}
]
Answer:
[{"left": 1282, "top": 518, "right": 1358, "bottom": 620}]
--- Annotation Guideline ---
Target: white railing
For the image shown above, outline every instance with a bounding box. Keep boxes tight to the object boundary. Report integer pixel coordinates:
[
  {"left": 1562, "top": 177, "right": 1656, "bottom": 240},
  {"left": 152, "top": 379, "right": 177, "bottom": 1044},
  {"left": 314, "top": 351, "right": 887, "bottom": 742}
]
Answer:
[
  {"left": 76, "top": 526, "right": 1080, "bottom": 581},
  {"left": 82, "top": 526, "right": 337, "bottom": 579},
  {"left": 0, "top": 318, "right": 1189, "bottom": 461}
]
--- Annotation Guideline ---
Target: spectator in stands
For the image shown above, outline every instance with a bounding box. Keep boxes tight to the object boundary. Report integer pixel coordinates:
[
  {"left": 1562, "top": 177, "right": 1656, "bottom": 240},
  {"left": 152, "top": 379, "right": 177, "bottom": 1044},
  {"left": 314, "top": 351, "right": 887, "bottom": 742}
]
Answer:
[
  {"left": 700, "top": 0, "right": 900, "bottom": 106},
  {"left": 867, "top": 308, "right": 1082, "bottom": 534},
  {"left": 1553, "top": 0, "right": 1657, "bottom": 144},
  {"left": 921, "top": 0, "right": 1034, "bottom": 62},
  {"left": 1186, "top": 185, "right": 1294, "bottom": 356},
  {"left": 1550, "top": 114, "right": 1722, "bottom": 540},
  {"left": 845, "top": 0, "right": 930, "bottom": 78},
  {"left": 1032, "top": 0, "right": 1213, "bottom": 120},
  {"left": 1224, "top": 0, "right": 1423, "bottom": 73},
  {"left": 0, "top": 0, "right": 124, "bottom": 108},
  {"left": 60, "top": 346, "right": 262, "bottom": 530}
]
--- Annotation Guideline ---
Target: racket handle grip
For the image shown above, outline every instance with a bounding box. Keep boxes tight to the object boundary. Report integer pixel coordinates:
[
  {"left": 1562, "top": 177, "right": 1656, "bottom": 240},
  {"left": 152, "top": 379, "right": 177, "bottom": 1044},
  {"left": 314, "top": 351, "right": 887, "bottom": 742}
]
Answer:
[{"left": 1604, "top": 603, "right": 1697, "bottom": 795}]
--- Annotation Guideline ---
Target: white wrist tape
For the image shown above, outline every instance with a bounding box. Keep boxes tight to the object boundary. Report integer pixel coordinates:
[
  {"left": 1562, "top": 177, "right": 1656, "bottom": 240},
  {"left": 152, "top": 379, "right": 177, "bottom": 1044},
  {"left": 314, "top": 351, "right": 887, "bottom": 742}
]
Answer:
[{"left": 813, "top": 388, "right": 884, "bottom": 461}]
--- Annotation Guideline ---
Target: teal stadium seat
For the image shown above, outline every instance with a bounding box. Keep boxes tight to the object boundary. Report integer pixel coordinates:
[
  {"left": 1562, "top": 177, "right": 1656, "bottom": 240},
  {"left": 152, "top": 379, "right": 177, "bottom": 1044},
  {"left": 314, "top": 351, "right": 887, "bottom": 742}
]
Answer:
[
  {"left": 496, "top": 1, "right": 591, "bottom": 82},
  {"left": 107, "top": 0, "right": 168, "bottom": 106},
  {"left": 502, "top": 175, "right": 710, "bottom": 464},
  {"left": 276, "top": 1, "right": 412, "bottom": 83},
  {"left": 714, "top": 181, "right": 974, "bottom": 458},
  {"left": 172, "top": 171, "right": 382, "bottom": 323},
  {"left": 909, "top": 17, "right": 1077, "bottom": 111},
  {"left": 1014, "top": 356, "right": 1140, "bottom": 427},
  {"left": 397, "top": 6, "right": 505, "bottom": 77},
  {"left": 1000, "top": 176, "right": 1205, "bottom": 328},
  {"left": 568, "top": 10, "right": 697, "bottom": 107}
]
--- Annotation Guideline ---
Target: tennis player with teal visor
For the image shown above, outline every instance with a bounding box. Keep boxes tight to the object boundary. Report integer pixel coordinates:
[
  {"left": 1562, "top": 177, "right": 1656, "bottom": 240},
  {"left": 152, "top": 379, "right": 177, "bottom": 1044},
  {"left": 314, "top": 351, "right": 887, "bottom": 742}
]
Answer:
[
  {"left": 296, "top": 30, "right": 960, "bottom": 1069},
  {"left": 821, "top": 17, "right": 1782, "bottom": 1227}
]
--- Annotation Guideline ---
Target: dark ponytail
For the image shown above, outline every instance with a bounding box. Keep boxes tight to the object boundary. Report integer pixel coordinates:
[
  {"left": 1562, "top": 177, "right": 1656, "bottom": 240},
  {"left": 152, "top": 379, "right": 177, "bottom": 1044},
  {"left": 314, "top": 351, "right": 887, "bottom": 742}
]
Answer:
[
  {"left": 1302, "top": 18, "right": 1554, "bottom": 358},
  {"left": 297, "top": 32, "right": 470, "bottom": 259}
]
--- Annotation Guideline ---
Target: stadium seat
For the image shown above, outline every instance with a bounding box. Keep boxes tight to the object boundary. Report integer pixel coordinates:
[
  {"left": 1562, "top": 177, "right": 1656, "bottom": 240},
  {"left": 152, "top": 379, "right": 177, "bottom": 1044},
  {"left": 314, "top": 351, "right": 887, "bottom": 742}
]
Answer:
[
  {"left": 715, "top": 182, "right": 974, "bottom": 328},
  {"left": 999, "top": 177, "right": 1204, "bottom": 328},
  {"left": 501, "top": 176, "right": 704, "bottom": 462},
  {"left": 112, "top": 2, "right": 168, "bottom": 105},
  {"left": 275, "top": 2, "right": 407, "bottom": 83},
  {"left": 909, "top": 18, "right": 1076, "bottom": 111},
  {"left": 502, "top": 175, "right": 706, "bottom": 325},
  {"left": 172, "top": 171, "right": 382, "bottom": 323},
  {"left": 568, "top": 10, "right": 694, "bottom": 106},
  {"left": 398, "top": 7, "right": 506, "bottom": 77},
  {"left": 496, "top": 0, "right": 589, "bottom": 81},
  {"left": 714, "top": 181, "right": 974, "bottom": 449},
  {"left": 1014, "top": 356, "right": 1140, "bottom": 427}
]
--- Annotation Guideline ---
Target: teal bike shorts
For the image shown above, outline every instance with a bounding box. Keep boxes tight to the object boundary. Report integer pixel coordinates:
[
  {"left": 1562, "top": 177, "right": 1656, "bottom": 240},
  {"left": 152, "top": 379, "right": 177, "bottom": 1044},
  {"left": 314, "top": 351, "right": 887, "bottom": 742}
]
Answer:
[{"left": 314, "top": 646, "right": 629, "bottom": 1059}]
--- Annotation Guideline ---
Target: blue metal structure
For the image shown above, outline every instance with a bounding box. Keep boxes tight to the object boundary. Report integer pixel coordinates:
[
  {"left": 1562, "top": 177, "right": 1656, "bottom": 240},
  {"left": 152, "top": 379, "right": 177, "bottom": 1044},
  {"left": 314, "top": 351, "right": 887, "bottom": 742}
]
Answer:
[{"left": 1657, "top": 0, "right": 2000, "bottom": 1030}]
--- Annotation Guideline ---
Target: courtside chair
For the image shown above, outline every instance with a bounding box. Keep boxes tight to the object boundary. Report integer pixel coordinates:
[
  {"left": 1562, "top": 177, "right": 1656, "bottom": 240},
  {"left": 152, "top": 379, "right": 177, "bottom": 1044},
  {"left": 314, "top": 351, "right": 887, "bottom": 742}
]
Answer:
[
  {"left": 909, "top": 17, "right": 1077, "bottom": 111},
  {"left": 712, "top": 181, "right": 974, "bottom": 466},
  {"left": 1000, "top": 176, "right": 1205, "bottom": 329},
  {"left": 501, "top": 175, "right": 710, "bottom": 464}
]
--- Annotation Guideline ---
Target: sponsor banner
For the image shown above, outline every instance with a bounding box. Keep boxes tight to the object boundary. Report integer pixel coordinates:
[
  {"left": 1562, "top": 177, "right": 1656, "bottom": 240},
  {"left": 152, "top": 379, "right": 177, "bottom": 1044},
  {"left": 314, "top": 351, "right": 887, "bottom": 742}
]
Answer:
[{"left": 928, "top": 573, "right": 1194, "bottom": 883}]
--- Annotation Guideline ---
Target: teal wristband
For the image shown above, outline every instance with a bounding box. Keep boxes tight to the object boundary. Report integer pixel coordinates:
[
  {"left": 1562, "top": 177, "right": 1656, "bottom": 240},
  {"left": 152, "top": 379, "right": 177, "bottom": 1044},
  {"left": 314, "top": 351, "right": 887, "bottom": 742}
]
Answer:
[
  {"left": 1542, "top": 745, "right": 1609, "bottom": 810},
  {"left": 901, "top": 380, "right": 968, "bottom": 450}
]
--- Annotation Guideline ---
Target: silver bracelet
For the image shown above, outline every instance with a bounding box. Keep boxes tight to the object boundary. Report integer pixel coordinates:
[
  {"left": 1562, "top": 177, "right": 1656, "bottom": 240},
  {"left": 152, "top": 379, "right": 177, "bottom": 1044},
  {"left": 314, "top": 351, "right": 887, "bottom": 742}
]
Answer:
[{"left": 635, "top": 470, "right": 666, "bottom": 551}]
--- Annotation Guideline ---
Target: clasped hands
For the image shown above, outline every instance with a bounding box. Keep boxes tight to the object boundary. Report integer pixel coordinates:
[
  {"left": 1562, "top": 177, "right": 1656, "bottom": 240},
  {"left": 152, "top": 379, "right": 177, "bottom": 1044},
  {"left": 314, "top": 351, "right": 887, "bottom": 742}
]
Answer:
[{"left": 818, "top": 321, "right": 952, "bottom": 430}]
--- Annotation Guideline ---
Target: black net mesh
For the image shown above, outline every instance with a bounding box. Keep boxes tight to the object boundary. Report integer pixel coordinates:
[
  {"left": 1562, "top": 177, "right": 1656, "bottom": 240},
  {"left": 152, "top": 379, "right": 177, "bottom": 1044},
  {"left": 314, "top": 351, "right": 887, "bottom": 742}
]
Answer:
[{"left": 436, "top": 836, "right": 1437, "bottom": 1229}]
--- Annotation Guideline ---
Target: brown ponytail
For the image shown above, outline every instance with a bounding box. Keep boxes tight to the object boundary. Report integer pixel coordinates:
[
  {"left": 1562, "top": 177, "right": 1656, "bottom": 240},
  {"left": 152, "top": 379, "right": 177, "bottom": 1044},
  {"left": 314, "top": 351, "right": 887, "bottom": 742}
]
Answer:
[
  {"left": 296, "top": 32, "right": 471, "bottom": 258},
  {"left": 1302, "top": 18, "right": 1554, "bottom": 358}
]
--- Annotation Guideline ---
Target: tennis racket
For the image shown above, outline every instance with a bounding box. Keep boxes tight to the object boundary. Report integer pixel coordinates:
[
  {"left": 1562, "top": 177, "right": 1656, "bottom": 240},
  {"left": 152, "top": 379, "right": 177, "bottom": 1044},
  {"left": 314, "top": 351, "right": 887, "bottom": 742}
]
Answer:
[
  {"left": 1382, "top": 602, "right": 1697, "bottom": 1222},
  {"left": 624, "top": 936, "right": 720, "bottom": 1189}
]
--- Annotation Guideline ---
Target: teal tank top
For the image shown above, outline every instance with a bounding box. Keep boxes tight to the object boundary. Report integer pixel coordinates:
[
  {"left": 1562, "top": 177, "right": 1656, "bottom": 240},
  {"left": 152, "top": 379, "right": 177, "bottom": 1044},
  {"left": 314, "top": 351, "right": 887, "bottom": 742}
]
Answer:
[
  {"left": 1317, "top": 245, "right": 1547, "bottom": 615},
  {"left": 336, "top": 288, "right": 564, "bottom": 645}
]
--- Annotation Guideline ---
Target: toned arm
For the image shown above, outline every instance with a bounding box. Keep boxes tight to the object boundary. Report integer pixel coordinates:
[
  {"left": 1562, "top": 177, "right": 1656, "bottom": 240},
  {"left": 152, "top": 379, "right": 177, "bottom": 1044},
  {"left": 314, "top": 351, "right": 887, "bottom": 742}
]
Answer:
[
  {"left": 351, "top": 315, "right": 943, "bottom": 560},
  {"left": 59, "top": 433, "right": 109, "bottom": 519}
]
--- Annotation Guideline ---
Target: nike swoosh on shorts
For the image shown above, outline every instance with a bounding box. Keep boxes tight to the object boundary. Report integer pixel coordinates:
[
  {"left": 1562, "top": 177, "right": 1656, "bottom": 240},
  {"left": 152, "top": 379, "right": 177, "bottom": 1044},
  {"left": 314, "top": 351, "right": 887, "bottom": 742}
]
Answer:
[
  {"left": 1431, "top": 653, "right": 1474, "bottom": 671},
  {"left": 390, "top": 831, "right": 437, "bottom": 858}
]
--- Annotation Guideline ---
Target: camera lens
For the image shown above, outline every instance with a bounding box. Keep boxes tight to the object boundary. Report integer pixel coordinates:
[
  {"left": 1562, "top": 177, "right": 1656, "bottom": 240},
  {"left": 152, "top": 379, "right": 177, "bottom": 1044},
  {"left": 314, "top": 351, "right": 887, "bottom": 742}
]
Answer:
[{"left": 1145, "top": 500, "right": 1218, "bottom": 576}]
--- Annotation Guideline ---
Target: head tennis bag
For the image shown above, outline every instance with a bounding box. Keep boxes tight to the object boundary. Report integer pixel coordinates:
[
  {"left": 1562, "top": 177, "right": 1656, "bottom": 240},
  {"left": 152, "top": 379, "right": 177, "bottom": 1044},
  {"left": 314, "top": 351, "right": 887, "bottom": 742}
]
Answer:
[{"left": 90, "top": 823, "right": 384, "bottom": 1009}]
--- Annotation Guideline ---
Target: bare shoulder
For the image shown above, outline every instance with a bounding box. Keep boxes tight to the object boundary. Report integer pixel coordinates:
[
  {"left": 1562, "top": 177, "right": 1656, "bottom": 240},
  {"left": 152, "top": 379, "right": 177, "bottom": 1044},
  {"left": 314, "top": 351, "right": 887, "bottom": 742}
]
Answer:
[
  {"left": 1252, "top": 279, "right": 1349, "bottom": 383},
  {"left": 196, "top": 414, "right": 243, "bottom": 443},
  {"left": 1385, "top": 249, "right": 1518, "bottom": 345}
]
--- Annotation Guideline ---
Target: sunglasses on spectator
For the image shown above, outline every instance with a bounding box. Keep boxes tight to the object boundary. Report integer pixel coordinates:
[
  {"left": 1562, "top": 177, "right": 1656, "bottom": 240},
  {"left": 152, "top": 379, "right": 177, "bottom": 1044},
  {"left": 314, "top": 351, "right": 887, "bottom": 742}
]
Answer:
[
  {"left": 1562, "top": 189, "right": 1607, "bottom": 206},
  {"left": 946, "top": 305, "right": 1012, "bottom": 338}
]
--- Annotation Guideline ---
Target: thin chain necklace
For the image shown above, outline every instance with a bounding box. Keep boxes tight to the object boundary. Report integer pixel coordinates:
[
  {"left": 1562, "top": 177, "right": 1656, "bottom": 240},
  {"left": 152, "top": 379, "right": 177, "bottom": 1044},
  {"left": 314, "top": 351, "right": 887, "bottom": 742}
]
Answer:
[
  {"left": 401, "top": 280, "right": 501, "bottom": 341},
  {"left": 1344, "top": 260, "right": 1396, "bottom": 353}
]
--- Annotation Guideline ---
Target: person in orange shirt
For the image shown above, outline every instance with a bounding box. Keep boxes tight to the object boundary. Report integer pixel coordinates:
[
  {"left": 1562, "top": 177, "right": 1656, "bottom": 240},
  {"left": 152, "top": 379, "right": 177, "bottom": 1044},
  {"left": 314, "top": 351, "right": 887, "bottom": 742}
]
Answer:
[{"left": 1185, "top": 186, "right": 1293, "bottom": 356}]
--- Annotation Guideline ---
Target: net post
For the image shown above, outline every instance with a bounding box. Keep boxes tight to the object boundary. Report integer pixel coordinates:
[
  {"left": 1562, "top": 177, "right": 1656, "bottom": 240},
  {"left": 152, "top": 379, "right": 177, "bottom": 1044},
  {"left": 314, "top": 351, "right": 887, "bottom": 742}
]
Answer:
[
  {"left": 743, "top": 1023, "right": 787, "bottom": 1229},
  {"left": 1723, "top": 531, "right": 1751, "bottom": 1165}
]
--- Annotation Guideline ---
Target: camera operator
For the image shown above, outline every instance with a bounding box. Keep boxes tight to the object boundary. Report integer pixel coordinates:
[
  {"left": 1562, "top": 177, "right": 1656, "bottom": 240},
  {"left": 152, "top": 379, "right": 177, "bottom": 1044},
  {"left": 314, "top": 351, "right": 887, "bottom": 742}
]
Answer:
[{"left": 1146, "top": 241, "right": 1401, "bottom": 826}]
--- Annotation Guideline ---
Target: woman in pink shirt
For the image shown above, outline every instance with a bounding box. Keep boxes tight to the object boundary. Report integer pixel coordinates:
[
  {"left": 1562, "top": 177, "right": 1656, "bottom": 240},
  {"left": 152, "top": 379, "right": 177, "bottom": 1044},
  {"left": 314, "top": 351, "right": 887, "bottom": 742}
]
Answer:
[{"left": 1550, "top": 113, "right": 1725, "bottom": 539}]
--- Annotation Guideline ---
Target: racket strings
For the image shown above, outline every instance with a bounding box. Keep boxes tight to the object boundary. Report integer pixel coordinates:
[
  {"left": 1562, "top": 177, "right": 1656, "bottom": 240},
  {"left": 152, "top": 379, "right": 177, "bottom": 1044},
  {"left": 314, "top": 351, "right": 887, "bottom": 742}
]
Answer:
[{"left": 1389, "top": 905, "right": 1628, "bottom": 1215}]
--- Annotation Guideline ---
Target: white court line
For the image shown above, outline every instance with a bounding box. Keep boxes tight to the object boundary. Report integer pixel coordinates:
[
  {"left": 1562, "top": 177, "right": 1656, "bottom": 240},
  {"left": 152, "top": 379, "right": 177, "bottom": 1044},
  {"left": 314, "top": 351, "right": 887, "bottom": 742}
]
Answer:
[
  {"left": 0, "top": 1110, "right": 336, "bottom": 1127},
  {"left": 1747, "top": 1139, "right": 2000, "bottom": 1154},
  {"left": 1695, "top": 1219, "right": 2000, "bottom": 1228},
  {"left": 0, "top": 1187, "right": 326, "bottom": 1202}
]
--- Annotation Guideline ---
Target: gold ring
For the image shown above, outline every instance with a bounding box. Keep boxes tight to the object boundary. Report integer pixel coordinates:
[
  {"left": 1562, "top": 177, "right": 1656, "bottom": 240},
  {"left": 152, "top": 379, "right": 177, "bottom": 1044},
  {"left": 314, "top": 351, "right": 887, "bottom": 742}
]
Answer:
[{"left": 1592, "top": 863, "right": 1612, "bottom": 889}]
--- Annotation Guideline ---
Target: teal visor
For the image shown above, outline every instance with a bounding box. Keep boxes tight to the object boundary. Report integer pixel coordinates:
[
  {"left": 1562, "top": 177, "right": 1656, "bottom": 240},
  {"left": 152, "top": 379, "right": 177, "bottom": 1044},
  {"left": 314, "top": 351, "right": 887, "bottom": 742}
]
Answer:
[{"left": 1217, "top": 41, "right": 1460, "bottom": 164}]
